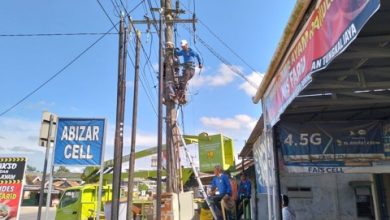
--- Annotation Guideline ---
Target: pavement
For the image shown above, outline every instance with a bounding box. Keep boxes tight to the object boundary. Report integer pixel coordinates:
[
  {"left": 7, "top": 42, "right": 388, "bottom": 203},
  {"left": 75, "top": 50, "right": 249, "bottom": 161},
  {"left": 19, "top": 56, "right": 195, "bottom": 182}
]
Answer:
[{"left": 19, "top": 206, "right": 56, "bottom": 219}]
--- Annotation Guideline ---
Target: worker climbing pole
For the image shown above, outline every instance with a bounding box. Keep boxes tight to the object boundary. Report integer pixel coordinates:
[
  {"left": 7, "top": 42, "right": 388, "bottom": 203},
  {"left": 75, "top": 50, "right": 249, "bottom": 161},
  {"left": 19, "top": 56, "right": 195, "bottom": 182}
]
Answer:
[
  {"left": 163, "top": 0, "right": 199, "bottom": 193},
  {"left": 173, "top": 39, "right": 203, "bottom": 104}
]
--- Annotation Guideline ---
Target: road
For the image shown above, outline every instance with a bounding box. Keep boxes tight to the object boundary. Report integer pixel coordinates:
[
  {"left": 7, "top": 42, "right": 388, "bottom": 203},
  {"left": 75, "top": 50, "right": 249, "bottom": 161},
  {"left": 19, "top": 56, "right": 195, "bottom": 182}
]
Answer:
[{"left": 19, "top": 206, "right": 56, "bottom": 219}]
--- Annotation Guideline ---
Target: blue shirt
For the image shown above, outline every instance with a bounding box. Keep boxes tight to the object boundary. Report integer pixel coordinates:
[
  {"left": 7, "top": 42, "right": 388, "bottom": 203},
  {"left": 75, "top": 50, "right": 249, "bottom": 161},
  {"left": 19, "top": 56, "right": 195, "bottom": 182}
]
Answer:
[
  {"left": 175, "top": 48, "right": 202, "bottom": 65},
  {"left": 238, "top": 180, "right": 251, "bottom": 198},
  {"left": 211, "top": 174, "right": 232, "bottom": 196}
]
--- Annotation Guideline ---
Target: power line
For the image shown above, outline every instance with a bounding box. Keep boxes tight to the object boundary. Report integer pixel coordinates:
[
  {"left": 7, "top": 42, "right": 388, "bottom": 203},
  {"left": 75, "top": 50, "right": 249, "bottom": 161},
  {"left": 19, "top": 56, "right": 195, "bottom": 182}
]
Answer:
[
  {"left": 0, "top": 23, "right": 119, "bottom": 117},
  {"left": 180, "top": 3, "right": 258, "bottom": 74},
  {"left": 182, "top": 24, "right": 258, "bottom": 89},
  {"left": 96, "top": 0, "right": 158, "bottom": 116},
  {"left": 0, "top": 32, "right": 155, "bottom": 37},
  {"left": 0, "top": 32, "right": 117, "bottom": 37},
  {"left": 97, "top": 0, "right": 119, "bottom": 31}
]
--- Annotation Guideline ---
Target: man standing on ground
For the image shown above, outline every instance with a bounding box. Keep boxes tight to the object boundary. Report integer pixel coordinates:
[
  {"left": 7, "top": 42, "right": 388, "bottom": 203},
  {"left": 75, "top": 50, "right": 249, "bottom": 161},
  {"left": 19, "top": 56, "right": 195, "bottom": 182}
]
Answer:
[
  {"left": 237, "top": 173, "right": 251, "bottom": 219},
  {"left": 210, "top": 165, "right": 232, "bottom": 220},
  {"left": 282, "top": 194, "right": 296, "bottom": 220}
]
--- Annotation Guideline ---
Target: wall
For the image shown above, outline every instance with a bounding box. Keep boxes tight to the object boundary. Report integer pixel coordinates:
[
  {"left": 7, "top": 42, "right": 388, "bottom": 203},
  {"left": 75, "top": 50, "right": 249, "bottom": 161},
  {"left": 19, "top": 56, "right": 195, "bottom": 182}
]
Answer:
[
  {"left": 383, "top": 174, "right": 390, "bottom": 219},
  {"left": 280, "top": 173, "right": 373, "bottom": 220}
]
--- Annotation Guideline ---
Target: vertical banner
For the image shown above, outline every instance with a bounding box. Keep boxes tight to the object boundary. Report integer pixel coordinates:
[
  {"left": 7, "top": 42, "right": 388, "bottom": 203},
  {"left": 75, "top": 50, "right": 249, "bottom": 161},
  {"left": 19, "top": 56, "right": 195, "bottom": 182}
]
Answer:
[
  {"left": 264, "top": 0, "right": 381, "bottom": 126},
  {"left": 0, "top": 157, "right": 26, "bottom": 220},
  {"left": 54, "top": 118, "right": 106, "bottom": 166}
]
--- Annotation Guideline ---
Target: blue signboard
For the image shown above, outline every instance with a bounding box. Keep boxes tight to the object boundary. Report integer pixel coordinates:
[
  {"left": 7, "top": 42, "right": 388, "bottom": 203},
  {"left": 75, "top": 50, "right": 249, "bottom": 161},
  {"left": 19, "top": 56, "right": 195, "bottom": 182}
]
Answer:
[
  {"left": 54, "top": 118, "right": 106, "bottom": 166},
  {"left": 277, "top": 121, "right": 384, "bottom": 162}
]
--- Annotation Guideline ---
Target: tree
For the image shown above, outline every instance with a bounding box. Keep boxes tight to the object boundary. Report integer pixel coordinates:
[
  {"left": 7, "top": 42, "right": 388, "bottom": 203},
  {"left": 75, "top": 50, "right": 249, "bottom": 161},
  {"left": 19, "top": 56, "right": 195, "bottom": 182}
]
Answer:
[
  {"left": 138, "top": 183, "right": 149, "bottom": 192},
  {"left": 56, "top": 166, "right": 70, "bottom": 173},
  {"left": 26, "top": 165, "right": 37, "bottom": 172}
]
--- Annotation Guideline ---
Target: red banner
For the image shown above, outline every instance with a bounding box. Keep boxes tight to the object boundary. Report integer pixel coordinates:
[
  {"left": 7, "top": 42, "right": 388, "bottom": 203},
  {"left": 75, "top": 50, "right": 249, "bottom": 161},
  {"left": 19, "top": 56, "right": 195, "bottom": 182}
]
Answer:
[
  {"left": 0, "top": 158, "right": 26, "bottom": 220},
  {"left": 264, "top": 0, "right": 380, "bottom": 126}
]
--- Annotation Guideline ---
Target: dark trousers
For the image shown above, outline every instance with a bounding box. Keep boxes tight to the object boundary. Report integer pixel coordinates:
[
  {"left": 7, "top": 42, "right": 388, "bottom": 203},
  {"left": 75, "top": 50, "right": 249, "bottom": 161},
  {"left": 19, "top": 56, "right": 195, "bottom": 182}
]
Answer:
[
  {"left": 210, "top": 195, "right": 224, "bottom": 220},
  {"left": 236, "top": 198, "right": 249, "bottom": 219},
  {"left": 180, "top": 66, "right": 195, "bottom": 86}
]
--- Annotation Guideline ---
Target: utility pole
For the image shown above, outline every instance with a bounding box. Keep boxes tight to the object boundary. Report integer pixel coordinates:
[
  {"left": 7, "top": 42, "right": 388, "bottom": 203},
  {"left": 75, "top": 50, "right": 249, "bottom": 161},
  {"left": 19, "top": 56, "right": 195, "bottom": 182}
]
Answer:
[
  {"left": 164, "top": 0, "right": 179, "bottom": 194},
  {"left": 129, "top": 0, "right": 197, "bottom": 213},
  {"left": 126, "top": 30, "right": 141, "bottom": 220},
  {"left": 111, "top": 15, "right": 127, "bottom": 220},
  {"left": 156, "top": 1, "right": 165, "bottom": 218},
  {"left": 37, "top": 114, "right": 54, "bottom": 220}
]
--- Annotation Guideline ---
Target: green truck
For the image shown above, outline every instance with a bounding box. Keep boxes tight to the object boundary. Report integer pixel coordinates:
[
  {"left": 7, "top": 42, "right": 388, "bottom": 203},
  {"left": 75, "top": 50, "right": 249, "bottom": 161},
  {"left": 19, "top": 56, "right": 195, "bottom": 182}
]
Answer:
[
  {"left": 55, "top": 184, "right": 112, "bottom": 220},
  {"left": 55, "top": 133, "right": 234, "bottom": 220}
]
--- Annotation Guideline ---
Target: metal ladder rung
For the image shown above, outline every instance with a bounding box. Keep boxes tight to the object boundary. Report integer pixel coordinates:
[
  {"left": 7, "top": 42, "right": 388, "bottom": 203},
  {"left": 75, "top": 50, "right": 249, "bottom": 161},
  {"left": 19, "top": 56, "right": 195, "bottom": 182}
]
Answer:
[{"left": 176, "top": 125, "right": 217, "bottom": 220}]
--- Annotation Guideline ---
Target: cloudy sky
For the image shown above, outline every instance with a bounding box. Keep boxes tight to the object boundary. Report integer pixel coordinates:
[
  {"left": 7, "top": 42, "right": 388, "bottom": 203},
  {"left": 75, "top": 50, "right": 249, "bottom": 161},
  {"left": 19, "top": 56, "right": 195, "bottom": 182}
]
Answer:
[{"left": 0, "top": 0, "right": 295, "bottom": 171}]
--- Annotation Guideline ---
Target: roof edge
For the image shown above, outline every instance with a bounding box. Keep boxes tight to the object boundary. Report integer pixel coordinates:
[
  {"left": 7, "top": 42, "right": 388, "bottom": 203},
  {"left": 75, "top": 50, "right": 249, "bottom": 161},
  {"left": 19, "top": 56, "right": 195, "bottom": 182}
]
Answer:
[{"left": 252, "top": 0, "right": 312, "bottom": 103}]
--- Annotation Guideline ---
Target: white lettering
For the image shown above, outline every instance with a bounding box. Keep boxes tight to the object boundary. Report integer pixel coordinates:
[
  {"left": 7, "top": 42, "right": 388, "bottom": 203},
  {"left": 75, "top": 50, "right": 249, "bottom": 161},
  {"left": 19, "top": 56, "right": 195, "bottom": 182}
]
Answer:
[
  {"left": 72, "top": 145, "right": 80, "bottom": 158},
  {"left": 61, "top": 127, "right": 68, "bottom": 140},
  {"left": 93, "top": 126, "right": 99, "bottom": 141},
  {"left": 0, "top": 163, "right": 17, "bottom": 169},
  {"left": 63, "top": 145, "right": 94, "bottom": 160},
  {"left": 68, "top": 126, "right": 76, "bottom": 140},
  {"left": 78, "top": 126, "right": 86, "bottom": 141},
  {"left": 60, "top": 126, "right": 100, "bottom": 141},
  {"left": 64, "top": 145, "right": 72, "bottom": 159}
]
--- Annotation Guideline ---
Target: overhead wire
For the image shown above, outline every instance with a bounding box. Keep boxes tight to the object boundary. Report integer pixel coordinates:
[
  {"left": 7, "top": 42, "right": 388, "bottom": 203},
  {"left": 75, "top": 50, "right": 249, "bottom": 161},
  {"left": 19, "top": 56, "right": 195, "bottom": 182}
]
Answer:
[
  {"left": 128, "top": 38, "right": 158, "bottom": 116},
  {"left": 0, "top": 32, "right": 158, "bottom": 37},
  {"left": 0, "top": 22, "right": 119, "bottom": 117},
  {"left": 96, "top": 0, "right": 158, "bottom": 116},
  {"left": 180, "top": 3, "right": 258, "bottom": 74},
  {"left": 97, "top": 0, "right": 119, "bottom": 31},
  {"left": 182, "top": 24, "right": 258, "bottom": 89},
  {"left": 0, "top": 32, "right": 118, "bottom": 37}
]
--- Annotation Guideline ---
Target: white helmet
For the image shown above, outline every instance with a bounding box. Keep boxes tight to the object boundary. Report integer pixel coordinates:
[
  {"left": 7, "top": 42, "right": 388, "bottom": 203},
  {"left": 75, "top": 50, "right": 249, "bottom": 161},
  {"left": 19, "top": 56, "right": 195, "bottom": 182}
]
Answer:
[{"left": 180, "top": 39, "right": 188, "bottom": 46}]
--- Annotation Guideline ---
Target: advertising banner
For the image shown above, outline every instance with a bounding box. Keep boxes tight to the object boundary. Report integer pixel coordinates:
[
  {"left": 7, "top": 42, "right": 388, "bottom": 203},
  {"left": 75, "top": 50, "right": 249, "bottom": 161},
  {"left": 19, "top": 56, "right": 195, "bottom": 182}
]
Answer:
[
  {"left": 198, "top": 135, "right": 223, "bottom": 173},
  {"left": 278, "top": 120, "right": 384, "bottom": 162},
  {"left": 253, "top": 134, "right": 270, "bottom": 193},
  {"left": 277, "top": 120, "right": 390, "bottom": 173},
  {"left": 264, "top": 0, "right": 381, "bottom": 126},
  {"left": 0, "top": 157, "right": 26, "bottom": 220},
  {"left": 54, "top": 118, "right": 106, "bottom": 166}
]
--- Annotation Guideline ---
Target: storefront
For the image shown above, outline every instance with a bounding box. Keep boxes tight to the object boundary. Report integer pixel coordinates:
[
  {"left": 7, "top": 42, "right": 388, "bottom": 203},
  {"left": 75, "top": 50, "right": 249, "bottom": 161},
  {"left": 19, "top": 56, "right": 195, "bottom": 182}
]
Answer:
[{"left": 247, "top": 0, "right": 390, "bottom": 219}]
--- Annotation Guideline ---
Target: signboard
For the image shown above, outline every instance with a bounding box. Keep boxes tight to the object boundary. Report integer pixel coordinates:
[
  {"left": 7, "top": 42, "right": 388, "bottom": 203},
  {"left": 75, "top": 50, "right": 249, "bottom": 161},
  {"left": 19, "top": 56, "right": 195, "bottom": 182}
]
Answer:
[
  {"left": 54, "top": 118, "right": 106, "bottom": 166},
  {"left": 198, "top": 134, "right": 234, "bottom": 173},
  {"left": 264, "top": 0, "right": 381, "bottom": 126},
  {"left": 253, "top": 134, "right": 270, "bottom": 193},
  {"left": 277, "top": 120, "right": 390, "bottom": 173},
  {"left": 278, "top": 121, "right": 384, "bottom": 162},
  {"left": 383, "top": 122, "right": 390, "bottom": 158},
  {"left": 198, "top": 136, "right": 224, "bottom": 173},
  {"left": 0, "top": 157, "right": 26, "bottom": 220}
]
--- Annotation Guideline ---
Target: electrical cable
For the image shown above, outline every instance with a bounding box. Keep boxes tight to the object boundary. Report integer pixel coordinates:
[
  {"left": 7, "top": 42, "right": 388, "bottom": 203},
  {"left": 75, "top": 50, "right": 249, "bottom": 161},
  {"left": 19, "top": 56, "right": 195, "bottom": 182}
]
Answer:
[
  {"left": 97, "top": 0, "right": 158, "bottom": 116},
  {"left": 97, "top": 0, "right": 119, "bottom": 31},
  {"left": 180, "top": 3, "right": 258, "bottom": 74},
  {"left": 0, "top": 22, "right": 119, "bottom": 117},
  {"left": 0, "top": 32, "right": 158, "bottom": 37},
  {"left": 0, "top": 32, "right": 118, "bottom": 37},
  {"left": 127, "top": 31, "right": 158, "bottom": 116},
  {"left": 182, "top": 24, "right": 258, "bottom": 89}
]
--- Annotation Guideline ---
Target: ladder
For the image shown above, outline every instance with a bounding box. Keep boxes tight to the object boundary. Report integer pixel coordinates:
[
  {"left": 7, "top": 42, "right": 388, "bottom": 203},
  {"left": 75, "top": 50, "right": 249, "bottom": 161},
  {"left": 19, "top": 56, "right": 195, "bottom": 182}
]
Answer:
[{"left": 175, "top": 122, "right": 217, "bottom": 219}]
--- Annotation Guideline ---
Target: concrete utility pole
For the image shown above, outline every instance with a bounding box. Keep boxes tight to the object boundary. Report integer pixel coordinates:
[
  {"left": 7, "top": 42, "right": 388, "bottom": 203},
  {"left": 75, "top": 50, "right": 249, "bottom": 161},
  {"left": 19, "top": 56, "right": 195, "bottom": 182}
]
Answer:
[
  {"left": 130, "top": 0, "right": 196, "bottom": 212},
  {"left": 37, "top": 114, "right": 54, "bottom": 220},
  {"left": 111, "top": 15, "right": 128, "bottom": 220},
  {"left": 156, "top": 1, "right": 164, "bottom": 216},
  {"left": 163, "top": 0, "right": 178, "bottom": 194},
  {"left": 126, "top": 30, "right": 141, "bottom": 220}
]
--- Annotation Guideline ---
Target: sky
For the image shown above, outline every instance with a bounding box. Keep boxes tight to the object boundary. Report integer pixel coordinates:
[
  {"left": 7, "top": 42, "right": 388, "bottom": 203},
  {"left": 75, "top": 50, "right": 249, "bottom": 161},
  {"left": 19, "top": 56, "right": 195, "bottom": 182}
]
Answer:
[{"left": 0, "top": 0, "right": 296, "bottom": 172}]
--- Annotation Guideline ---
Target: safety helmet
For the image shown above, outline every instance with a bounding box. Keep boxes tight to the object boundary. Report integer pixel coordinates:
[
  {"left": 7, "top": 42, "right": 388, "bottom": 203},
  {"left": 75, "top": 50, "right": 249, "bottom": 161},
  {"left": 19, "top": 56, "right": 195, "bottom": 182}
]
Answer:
[{"left": 181, "top": 39, "right": 188, "bottom": 46}]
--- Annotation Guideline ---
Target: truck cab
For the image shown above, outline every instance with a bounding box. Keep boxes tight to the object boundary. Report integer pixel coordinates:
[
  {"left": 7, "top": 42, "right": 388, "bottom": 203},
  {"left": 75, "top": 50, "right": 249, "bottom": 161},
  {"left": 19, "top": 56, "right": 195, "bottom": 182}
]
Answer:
[{"left": 55, "top": 184, "right": 112, "bottom": 220}]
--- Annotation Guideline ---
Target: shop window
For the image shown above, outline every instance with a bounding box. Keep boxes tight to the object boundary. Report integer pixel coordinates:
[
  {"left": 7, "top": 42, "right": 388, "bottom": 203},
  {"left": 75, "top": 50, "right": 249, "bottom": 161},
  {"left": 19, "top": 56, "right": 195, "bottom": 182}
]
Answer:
[
  {"left": 287, "top": 187, "right": 312, "bottom": 198},
  {"left": 354, "top": 187, "right": 374, "bottom": 218}
]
